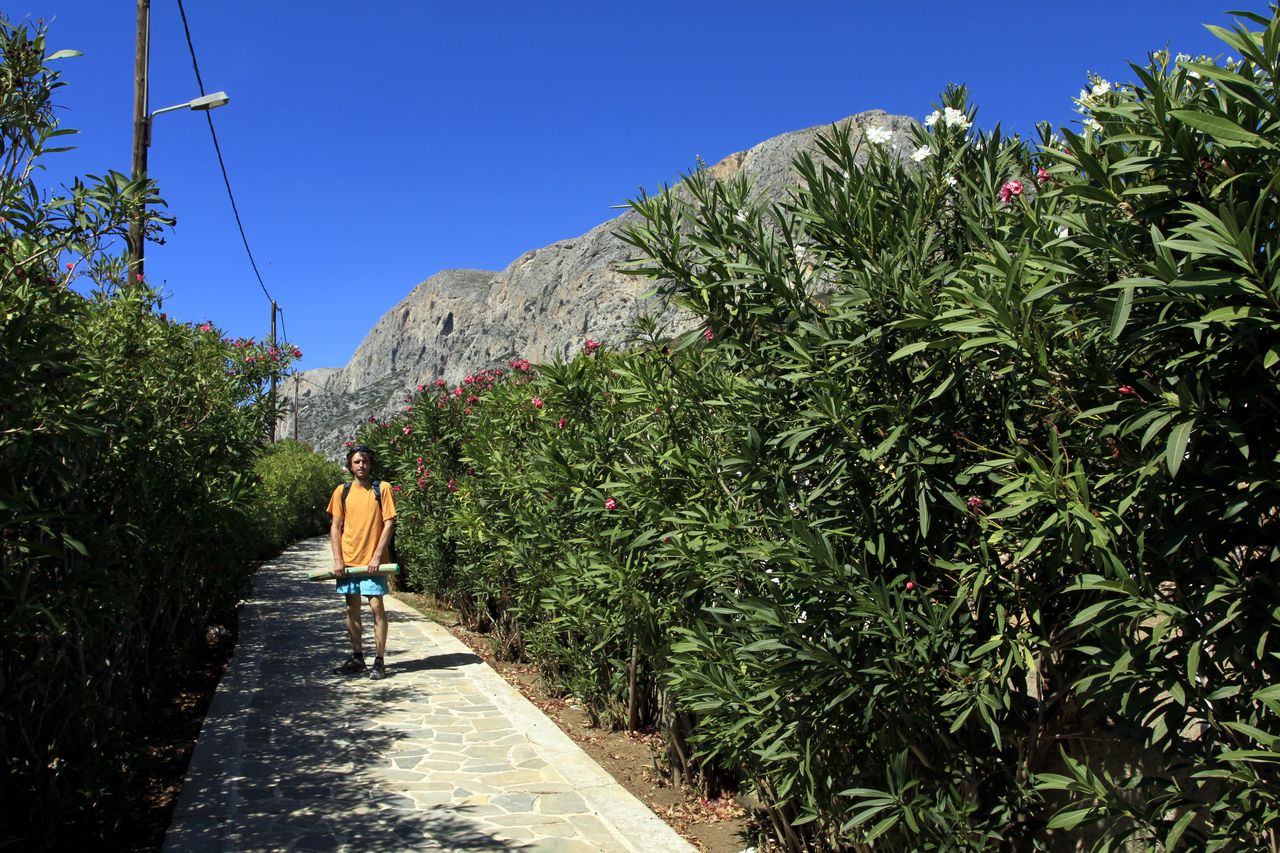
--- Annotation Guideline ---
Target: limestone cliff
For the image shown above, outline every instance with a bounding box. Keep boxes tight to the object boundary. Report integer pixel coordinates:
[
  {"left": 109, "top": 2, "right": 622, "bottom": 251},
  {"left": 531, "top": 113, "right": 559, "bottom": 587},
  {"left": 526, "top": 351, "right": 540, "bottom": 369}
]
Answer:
[{"left": 283, "top": 110, "right": 917, "bottom": 455}]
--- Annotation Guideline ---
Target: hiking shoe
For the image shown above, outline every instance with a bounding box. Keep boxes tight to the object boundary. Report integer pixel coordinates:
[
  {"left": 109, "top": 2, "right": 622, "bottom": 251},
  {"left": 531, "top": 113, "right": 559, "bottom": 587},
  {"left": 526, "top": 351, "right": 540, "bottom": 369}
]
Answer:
[
  {"left": 369, "top": 657, "right": 386, "bottom": 680},
  {"left": 333, "top": 654, "right": 366, "bottom": 675}
]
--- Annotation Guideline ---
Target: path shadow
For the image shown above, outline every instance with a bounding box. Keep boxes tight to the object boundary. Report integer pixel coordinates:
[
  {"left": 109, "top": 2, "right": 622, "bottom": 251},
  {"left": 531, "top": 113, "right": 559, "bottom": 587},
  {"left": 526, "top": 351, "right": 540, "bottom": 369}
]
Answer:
[
  {"left": 386, "top": 652, "right": 485, "bottom": 676},
  {"left": 166, "top": 537, "right": 526, "bottom": 852}
]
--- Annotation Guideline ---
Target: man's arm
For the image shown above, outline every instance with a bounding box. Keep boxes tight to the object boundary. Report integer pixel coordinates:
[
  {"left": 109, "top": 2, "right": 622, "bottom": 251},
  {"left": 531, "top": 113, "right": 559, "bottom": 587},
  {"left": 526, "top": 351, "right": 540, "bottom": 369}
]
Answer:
[
  {"left": 369, "top": 517, "right": 395, "bottom": 571},
  {"left": 330, "top": 513, "right": 346, "bottom": 576}
]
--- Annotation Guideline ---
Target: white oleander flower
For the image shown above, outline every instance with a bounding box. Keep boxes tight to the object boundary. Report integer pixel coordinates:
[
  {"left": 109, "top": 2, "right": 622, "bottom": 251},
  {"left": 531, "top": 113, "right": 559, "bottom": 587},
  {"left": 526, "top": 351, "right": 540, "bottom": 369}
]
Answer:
[
  {"left": 735, "top": 209, "right": 747, "bottom": 223},
  {"left": 866, "top": 125, "right": 893, "bottom": 145},
  {"left": 1091, "top": 79, "right": 1111, "bottom": 97},
  {"left": 943, "top": 106, "right": 971, "bottom": 130},
  {"left": 1084, "top": 117, "right": 1102, "bottom": 132},
  {"left": 911, "top": 145, "right": 934, "bottom": 163},
  {"left": 924, "top": 110, "right": 942, "bottom": 127},
  {"left": 946, "top": 174, "right": 958, "bottom": 188},
  {"left": 1056, "top": 225, "right": 1070, "bottom": 239}
]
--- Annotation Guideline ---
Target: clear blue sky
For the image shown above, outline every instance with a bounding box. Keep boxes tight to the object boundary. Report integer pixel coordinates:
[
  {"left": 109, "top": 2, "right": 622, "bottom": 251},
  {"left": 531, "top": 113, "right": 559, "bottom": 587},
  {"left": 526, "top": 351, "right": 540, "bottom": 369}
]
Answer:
[{"left": 11, "top": 1, "right": 1265, "bottom": 371}]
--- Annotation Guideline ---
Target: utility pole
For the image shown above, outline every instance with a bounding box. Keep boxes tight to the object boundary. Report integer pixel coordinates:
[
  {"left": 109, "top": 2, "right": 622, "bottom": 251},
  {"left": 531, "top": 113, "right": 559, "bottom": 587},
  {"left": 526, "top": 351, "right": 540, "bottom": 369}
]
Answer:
[
  {"left": 129, "top": 0, "right": 151, "bottom": 280},
  {"left": 269, "top": 300, "right": 278, "bottom": 442}
]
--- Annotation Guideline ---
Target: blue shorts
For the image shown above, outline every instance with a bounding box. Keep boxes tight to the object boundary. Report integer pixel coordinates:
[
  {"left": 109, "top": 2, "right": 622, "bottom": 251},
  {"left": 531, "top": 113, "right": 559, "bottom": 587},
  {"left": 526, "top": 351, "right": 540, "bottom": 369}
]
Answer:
[{"left": 336, "top": 575, "right": 389, "bottom": 597}]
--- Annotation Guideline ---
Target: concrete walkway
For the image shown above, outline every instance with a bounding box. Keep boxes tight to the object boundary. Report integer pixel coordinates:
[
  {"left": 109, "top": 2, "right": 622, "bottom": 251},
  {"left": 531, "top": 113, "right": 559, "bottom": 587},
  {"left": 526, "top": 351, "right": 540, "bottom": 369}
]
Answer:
[{"left": 165, "top": 537, "right": 694, "bottom": 853}]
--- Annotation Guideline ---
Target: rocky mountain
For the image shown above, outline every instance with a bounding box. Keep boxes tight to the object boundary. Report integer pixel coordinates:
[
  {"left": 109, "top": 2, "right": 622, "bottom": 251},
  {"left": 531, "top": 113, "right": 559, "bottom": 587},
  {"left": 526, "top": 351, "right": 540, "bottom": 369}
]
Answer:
[{"left": 282, "top": 109, "right": 918, "bottom": 456}]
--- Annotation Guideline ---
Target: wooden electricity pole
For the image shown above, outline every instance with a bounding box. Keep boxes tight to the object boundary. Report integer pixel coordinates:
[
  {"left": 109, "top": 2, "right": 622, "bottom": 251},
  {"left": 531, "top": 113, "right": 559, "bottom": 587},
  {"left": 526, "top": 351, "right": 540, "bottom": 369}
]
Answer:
[
  {"left": 129, "top": 0, "right": 151, "bottom": 280},
  {"left": 269, "top": 301, "right": 278, "bottom": 442}
]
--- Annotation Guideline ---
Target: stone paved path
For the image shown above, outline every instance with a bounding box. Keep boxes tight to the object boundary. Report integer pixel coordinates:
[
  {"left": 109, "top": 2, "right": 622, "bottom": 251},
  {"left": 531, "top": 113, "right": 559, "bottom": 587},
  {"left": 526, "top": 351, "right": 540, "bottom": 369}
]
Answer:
[{"left": 165, "top": 537, "right": 694, "bottom": 853}]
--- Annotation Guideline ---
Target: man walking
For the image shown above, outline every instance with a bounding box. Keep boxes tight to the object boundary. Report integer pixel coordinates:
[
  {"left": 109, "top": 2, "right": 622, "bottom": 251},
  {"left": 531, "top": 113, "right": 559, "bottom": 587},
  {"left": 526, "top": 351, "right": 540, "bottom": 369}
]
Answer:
[{"left": 327, "top": 444, "right": 396, "bottom": 679}]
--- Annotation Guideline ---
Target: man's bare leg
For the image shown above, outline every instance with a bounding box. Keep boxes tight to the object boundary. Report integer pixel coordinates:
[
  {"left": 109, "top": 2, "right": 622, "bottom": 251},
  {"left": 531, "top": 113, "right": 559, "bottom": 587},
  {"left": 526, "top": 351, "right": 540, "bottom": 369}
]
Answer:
[
  {"left": 345, "top": 593, "right": 364, "bottom": 654},
  {"left": 368, "top": 595, "right": 388, "bottom": 658}
]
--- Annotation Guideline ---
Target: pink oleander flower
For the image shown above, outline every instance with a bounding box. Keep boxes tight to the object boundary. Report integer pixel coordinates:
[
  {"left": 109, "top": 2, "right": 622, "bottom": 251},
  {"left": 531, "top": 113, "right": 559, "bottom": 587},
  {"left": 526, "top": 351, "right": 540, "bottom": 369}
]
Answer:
[
  {"left": 403, "top": 426, "right": 412, "bottom": 435},
  {"left": 1118, "top": 385, "right": 1136, "bottom": 395},
  {"left": 447, "top": 478, "right": 458, "bottom": 493},
  {"left": 999, "top": 179, "right": 1024, "bottom": 203},
  {"left": 905, "top": 581, "right": 915, "bottom": 590},
  {"left": 558, "top": 417, "right": 566, "bottom": 429},
  {"left": 436, "top": 378, "right": 446, "bottom": 387},
  {"left": 464, "top": 406, "right": 472, "bottom": 415},
  {"left": 967, "top": 496, "right": 984, "bottom": 509},
  {"left": 417, "top": 477, "right": 427, "bottom": 489},
  {"left": 368, "top": 416, "right": 378, "bottom": 423},
  {"left": 604, "top": 497, "right": 618, "bottom": 511},
  {"left": 344, "top": 440, "right": 354, "bottom": 448},
  {"left": 453, "top": 387, "right": 463, "bottom": 397},
  {"left": 702, "top": 328, "right": 715, "bottom": 341},
  {"left": 532, "top": 397, "right": 544, "bottom": 409},
  {"left": 392, "top": 484, "right": 401, "bottom": 493},
  {"left": 1036, "top": 167, "right": 1049, "bottom": 185},
  {"left": 198, "top": 322, "right": 212, "bottom": 332},
  {"left": 467, "top": 395, "right": 479, "bottom": 404},
  {"left": 584, "top": 338, "right": 601, "bottom": 354}
]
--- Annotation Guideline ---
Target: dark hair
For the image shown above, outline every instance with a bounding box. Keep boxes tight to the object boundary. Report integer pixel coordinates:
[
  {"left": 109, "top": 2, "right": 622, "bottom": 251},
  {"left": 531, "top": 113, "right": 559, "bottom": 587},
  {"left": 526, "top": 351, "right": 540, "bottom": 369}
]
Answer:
[{"left": 345, "top": 444, "right": 375, "bottom": 470}]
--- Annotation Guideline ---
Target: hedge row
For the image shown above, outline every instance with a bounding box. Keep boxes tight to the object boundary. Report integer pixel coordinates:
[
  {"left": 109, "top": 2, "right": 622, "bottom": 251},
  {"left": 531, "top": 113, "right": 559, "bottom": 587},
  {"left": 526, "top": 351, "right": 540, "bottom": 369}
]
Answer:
[
  {"left": 361, "top": 11, "right": 1280, "bottom": 850},
  {"left": 0, "top": 20, "right": 339, "bottom": 847}
]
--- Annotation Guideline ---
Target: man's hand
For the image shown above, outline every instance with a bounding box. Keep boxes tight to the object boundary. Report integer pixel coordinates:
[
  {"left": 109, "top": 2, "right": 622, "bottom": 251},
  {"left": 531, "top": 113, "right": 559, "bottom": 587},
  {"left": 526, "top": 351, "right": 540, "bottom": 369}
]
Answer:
[
  {"left": 334, "top": 562, "right": 347, "bottom": 579},
  {"left": 367, "top": 559, "right": 380, "bottom": 574}
]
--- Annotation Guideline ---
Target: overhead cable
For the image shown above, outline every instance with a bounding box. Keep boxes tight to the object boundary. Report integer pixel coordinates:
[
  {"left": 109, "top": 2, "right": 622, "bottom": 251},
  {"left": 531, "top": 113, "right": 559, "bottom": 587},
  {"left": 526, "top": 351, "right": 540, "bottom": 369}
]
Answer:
[{"left": 175, "top": 0, "right": 275, "bottom": 307}]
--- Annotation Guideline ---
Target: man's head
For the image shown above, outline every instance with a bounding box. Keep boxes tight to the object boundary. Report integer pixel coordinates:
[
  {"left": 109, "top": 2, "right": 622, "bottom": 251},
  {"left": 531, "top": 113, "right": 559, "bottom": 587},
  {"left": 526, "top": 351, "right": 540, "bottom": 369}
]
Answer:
[{"left": 346, "top": 444, "right": 375, "bottom": 473}]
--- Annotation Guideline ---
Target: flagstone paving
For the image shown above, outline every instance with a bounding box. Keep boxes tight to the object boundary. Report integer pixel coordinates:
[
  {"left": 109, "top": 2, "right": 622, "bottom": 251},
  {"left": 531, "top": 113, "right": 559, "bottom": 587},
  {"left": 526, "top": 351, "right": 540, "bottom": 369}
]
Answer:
[{"left": 165, "top": 537, "right": 694, "bottom": 853}]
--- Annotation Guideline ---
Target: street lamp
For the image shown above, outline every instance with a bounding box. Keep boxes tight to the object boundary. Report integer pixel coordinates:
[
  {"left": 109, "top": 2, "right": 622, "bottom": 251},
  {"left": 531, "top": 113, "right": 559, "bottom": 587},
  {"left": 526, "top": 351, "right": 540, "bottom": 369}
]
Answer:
[{"left": 128, "top": 91, "right": 231, "bottom": 280}]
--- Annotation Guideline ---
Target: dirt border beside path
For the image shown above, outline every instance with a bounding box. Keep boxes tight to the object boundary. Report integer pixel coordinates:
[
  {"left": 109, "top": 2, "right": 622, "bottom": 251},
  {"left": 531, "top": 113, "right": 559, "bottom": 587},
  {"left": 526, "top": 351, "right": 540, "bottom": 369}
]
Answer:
[{"left": 395, "top": 592, "right": 755, "bottom": 853}]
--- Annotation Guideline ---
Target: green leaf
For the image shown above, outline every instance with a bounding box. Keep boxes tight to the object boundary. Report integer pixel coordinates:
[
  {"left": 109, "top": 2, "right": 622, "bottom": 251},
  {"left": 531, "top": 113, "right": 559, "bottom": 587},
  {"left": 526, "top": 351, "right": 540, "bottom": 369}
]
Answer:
[
  {"left": 1046, "top": 807, "right": 1098, "bottom": 830},
  {"left": 1165, "top": 809, "right": 1197, "bottom": 850},
  {"left": 1170, "top": 109, "right": 1275, "bottom": 148},
  {"left": 1110, "top": 285, "right": 1134, "bottom": 340},
  {"left": 1165, "top": 419, "right": 1194, "bottom": 477},
  {"left": 45, "top": 49, "right": 83, "bottom": 61}
]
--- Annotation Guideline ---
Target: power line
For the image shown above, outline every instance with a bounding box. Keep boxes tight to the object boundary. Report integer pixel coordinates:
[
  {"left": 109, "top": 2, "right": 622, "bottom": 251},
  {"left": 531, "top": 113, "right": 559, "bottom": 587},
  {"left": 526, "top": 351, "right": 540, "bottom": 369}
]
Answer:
[{"left": 174, "top": 0, "right": 274, "bottom": 308}]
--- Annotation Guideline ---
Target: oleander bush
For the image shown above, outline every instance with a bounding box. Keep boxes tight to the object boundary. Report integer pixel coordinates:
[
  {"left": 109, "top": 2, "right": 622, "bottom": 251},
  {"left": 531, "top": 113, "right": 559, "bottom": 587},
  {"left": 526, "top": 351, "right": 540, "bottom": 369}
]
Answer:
[
  {"left": 0, "top": 19, "right": 314, "bottom": 847},
  {"left": 248, "top": 439, "right": 344, "bottom": 558},
  {"left": 361, "top": 8, "right": 1280, "bottom": 849}
]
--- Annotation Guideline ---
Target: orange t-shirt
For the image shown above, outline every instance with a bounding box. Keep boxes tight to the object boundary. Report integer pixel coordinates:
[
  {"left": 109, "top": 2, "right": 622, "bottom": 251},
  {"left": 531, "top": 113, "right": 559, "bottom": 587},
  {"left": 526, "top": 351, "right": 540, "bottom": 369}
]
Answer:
[{"left": 326, "top": 481, "right": 397, "bottom": 566}]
